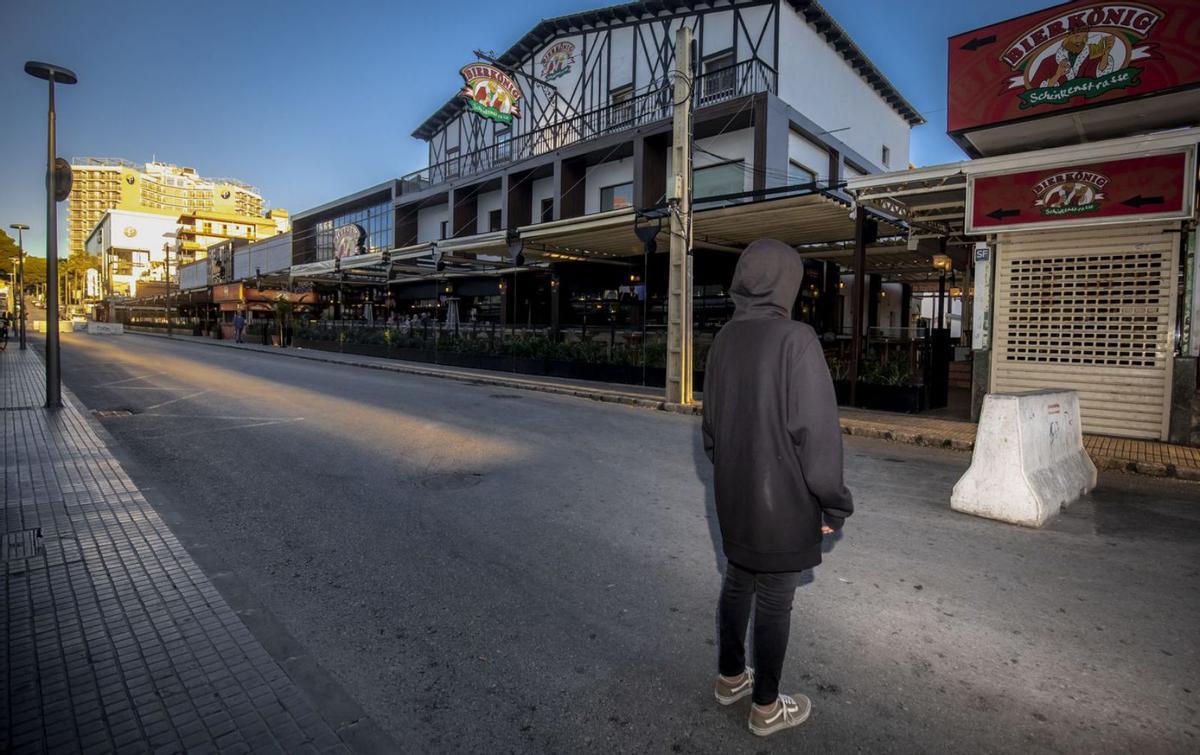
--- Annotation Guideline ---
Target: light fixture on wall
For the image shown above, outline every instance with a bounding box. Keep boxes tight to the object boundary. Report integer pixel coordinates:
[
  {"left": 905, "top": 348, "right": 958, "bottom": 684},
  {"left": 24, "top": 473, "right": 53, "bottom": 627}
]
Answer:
[{"left": 932, "top": 253, "right": 952, "bottom": 272}]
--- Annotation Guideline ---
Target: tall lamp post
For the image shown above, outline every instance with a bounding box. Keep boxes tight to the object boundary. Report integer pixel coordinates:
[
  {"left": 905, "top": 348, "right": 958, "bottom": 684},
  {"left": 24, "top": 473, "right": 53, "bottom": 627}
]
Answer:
[
  {"left": 10, "top": 223, "right": 29, "bottom": 350},
  {"left": 162, "top": 233, "right": 177, "bottom": 338},
  {"left": 25, "top": 60, "right": 77, "bottom": 409}
]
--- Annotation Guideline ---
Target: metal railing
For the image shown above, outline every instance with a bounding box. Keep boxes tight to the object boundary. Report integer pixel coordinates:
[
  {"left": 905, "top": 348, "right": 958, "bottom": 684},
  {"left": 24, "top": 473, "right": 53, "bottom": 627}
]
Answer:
[{"left": 400, "top": 58, "right": 777, "bottom": 195}]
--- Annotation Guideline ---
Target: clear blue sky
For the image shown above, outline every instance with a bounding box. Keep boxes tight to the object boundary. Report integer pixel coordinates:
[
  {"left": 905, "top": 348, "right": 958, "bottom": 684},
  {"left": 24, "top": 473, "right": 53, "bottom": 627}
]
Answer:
[{"left": 0, "top": 0, "right": 1048, "bottom": 257}]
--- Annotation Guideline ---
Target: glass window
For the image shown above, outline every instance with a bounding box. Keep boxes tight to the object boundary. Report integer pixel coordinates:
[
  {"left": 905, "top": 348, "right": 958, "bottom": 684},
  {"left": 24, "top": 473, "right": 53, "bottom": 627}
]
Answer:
[
  {"left": 495, "top": 128, "right": 512, "bottom": 162},
  {"left": 440, "top": 220, "right": 449, "bottom": 240},
  {"left": 488, "top": 209, "right": 503, "bottom": 233},
  {"left": 694, "top": 161, "right": 744, "bottom": 199},
  {"left": 788, "top": 160, "right": 817, "bottom": 187},
  {"left": 600, "top": 182, "right": 633, "bottom": 211},
  {"left": 881, "top": 144, "right": 891, "bottom": 168},
  {"left": 445, "top": 147, "right": 460, "bottom": 179},
  {"left": 701, "top": 52, "right": 736, "bottom": 102},
  {"left": 610, "top": 85, "right": 634, "bottom": 127},
  {"left": 540, "top": 198, "right": 554, "bottom": 222}
]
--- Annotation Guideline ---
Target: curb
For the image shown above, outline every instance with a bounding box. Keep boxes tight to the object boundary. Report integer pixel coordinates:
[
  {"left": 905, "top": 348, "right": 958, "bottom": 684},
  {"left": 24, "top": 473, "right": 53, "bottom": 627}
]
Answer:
[
  {"left": 124, "top": 329, "right": 704, "bottom": 416},
  {"left": 122, "top": 330, "right": 1198, "bottom": 481}
]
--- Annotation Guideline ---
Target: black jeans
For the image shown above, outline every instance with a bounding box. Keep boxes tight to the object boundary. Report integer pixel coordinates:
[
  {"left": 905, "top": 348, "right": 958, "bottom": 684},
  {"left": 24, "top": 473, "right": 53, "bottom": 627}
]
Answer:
[{"left": 718, "top": 561, "right": 803, "bottom": 705}]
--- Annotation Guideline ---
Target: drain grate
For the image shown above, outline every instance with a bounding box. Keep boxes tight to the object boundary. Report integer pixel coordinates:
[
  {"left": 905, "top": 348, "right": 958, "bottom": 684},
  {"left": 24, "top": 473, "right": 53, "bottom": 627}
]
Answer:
[
  {"left": 2, "top": 528, "right": 44, "bottom": 562},
  {"left": 93, "top": 409, "right": 133, "bottom": 417}
]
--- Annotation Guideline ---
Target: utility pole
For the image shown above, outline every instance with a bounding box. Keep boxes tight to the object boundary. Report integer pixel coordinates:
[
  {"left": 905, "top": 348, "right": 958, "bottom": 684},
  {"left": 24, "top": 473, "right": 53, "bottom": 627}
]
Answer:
[{"left": 665, "top": 25, "right": 694, "bottom": 406}]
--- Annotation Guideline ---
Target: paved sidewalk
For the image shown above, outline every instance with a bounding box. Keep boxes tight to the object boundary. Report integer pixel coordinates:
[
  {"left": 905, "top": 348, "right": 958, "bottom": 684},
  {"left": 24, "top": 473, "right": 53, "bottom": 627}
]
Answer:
[
  {"left": 2, "top": 346, "right": 350, "bottom": 753},
  {"left": 124, "top": 329, "right": 1200, "bottom": 481},
  {"left": 839, "top": 408, "right": 1200, "bottom": 480}
]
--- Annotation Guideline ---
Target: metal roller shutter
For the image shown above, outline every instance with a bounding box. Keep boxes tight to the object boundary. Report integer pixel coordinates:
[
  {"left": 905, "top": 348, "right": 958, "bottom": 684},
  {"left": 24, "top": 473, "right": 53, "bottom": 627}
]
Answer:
[{"left": 991, "top": 223, "right": 1179, "bottom": 440}]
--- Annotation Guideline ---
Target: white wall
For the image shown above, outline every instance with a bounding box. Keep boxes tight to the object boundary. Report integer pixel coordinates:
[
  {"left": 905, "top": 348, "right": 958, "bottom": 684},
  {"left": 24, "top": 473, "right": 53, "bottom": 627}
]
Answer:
[
  {"left": 234, "top": 233, "right": 292, "bottom": 279},
  {"left": 702, "top": 10, "right": 734, "bottom": 55},
  {"left": 667, "top": 128, "right": 756, "bottom": 194},
  {"left": 788, "top": 130, "right": 830, "bottom": 183},
  {"left": 610, "top": 26, "right": 634, "bottom": 88},
  {"left": 879, "top": 282, "right": 904, "bottom": 330},
  {"left": 584, "top": 157, "right": 635, "bottom": 214},
  {"left": 475, "top": 190, "right": 503, "bottom": 231},
  {"left": 777, "top": 5, "right": 911, "bottom": 172},
  {"left": 920, "top": 296, "right": 964, "bottom": 338},
  {"left": 418, "top": 204, "right": 449, "bottom": 243},
  {"left": 99, "top": 210, "right": 179, "bottom": 258},
  {"left": 531, "top": 177, "right": 554, "bottom": 220},
  {"left": 838, "top": 277, "right": 909, "bottom": 334}
]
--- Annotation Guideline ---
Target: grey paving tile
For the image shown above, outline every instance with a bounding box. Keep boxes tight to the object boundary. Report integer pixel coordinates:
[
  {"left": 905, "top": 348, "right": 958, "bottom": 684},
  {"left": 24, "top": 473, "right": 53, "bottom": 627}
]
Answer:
[{"left": 1, "top": 348, "right": 345, "bottom": 753}]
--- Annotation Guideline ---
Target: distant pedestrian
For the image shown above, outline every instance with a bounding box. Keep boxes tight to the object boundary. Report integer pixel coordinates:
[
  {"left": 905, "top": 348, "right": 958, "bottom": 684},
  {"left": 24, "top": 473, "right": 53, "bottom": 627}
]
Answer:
[
  {"left": 702, "top": 239, "right": 853, "bottom": 738},
  {"left": 233, "top": 311, "right": 246, "bottom": 344}
]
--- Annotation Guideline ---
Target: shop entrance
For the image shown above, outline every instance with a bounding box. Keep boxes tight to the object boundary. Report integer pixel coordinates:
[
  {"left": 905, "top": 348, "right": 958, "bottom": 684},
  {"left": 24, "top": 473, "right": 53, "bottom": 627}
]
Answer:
[{"left": 991, "top": 223, "right": 1179, "bottom": 440}]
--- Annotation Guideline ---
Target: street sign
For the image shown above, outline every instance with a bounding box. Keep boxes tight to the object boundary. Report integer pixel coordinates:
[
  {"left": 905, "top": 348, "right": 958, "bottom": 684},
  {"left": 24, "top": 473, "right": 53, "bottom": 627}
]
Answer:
[
  {"left": 966, "top": 147, "right": 1195, "bottom": 233},
  {"left": 53, "top": 157, "right": 72, "bottom": 202}
]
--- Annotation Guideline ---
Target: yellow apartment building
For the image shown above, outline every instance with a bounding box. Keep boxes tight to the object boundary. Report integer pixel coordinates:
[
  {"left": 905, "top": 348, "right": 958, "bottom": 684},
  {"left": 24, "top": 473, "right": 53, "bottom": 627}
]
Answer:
[
  {"left": 176, "top": 209, "right": 288, "bottom": 265},
  {"left": 69, "top": 158, "right": 285, "bottom": 258}
]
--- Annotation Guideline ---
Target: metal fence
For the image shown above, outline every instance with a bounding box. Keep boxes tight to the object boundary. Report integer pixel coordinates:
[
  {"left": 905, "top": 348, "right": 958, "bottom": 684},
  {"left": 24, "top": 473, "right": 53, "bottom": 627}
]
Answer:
[{"left": 399, "top": 58, "right": 778, "bottom": 195}]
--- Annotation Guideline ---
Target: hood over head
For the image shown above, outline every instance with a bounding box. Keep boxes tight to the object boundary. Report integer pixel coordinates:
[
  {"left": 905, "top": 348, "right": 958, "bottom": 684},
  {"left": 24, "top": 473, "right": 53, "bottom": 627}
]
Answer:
[{"left": 729, "top": 238, "right": 803, "bottom": 320}]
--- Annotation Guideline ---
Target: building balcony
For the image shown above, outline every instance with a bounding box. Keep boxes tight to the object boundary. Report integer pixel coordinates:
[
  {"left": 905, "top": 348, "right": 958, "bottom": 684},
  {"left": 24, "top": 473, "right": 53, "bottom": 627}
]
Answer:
[{"left": 399, "top": 57, "right": 776, "bottom": 196}]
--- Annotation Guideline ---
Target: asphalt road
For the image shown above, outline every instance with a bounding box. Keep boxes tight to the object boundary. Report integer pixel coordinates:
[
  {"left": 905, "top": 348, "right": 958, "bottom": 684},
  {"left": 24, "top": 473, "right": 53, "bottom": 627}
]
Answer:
[{"left": 50, "top": 331, "right": 1200, "bottom": 753}]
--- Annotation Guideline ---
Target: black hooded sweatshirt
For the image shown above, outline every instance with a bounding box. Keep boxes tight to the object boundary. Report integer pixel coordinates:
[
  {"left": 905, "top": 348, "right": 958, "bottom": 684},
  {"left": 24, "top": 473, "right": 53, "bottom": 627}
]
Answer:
[{"left": 702, "top": 239, "right": 854, "bottom": 573}]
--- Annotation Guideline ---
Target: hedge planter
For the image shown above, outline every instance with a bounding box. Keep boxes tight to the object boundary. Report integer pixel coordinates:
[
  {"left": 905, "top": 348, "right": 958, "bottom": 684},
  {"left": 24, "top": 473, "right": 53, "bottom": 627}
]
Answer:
[
  {"left": 857, "top": 383, "right": 926, "bottom": 413},
  {"left": 833, "top": 380, "right": 925, "bottom": 412},
  {"left": 834, "top": 380, "right": 850, "bottom": 405},
  {"left": 391, "top": 347, "right": 436, "bottom": 364}
]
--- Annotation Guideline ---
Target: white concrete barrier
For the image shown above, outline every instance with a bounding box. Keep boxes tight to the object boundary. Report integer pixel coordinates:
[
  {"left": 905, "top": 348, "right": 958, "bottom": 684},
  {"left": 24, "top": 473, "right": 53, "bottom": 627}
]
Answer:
[
  {"left": 86, "top": 322, "right": 123, "bottom": 335},
  {"left": 951, "top": 390, "right": 1097, "bottom": 527}
]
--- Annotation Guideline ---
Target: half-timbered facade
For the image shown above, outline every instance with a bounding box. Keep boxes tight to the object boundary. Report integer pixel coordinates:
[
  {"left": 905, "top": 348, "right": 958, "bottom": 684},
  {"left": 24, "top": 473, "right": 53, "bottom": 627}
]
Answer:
[
  {"left": 283, "top": 0, "right": 924, "bottom": 400},
  {"left": 392, "top": 0, "right": 921, "bottom": 244}
]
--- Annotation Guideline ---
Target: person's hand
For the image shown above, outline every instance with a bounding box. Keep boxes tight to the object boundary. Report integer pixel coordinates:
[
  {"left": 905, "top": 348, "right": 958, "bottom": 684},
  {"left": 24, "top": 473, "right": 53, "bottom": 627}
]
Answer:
[{"left": 820, "top": 525, "right": 834, "bottom": 535}]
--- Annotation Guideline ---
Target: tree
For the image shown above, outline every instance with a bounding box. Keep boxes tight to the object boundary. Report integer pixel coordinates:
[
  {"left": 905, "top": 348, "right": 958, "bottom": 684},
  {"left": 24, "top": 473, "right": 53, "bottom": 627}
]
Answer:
[
  {"left": 0, "top": 229, "right": 46, "bottom": 290},
  {"left": 273, "top": 295, "right": 294, "bottom": 347}
]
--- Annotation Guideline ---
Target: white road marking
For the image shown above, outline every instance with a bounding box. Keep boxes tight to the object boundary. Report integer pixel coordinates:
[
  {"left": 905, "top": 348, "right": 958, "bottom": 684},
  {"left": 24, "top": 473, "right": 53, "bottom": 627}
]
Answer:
[
  {"left": 139, "top": 413, "right": 304, "bottom": 421},
  {"left": 94, "top": 372, "right": 164, "bottom": 387},
  {"left": 138, "top": 417, "right": 306, "bottom": 440},
  {"left": 142, "top": 390, "right": 209, "bottom": 411}
]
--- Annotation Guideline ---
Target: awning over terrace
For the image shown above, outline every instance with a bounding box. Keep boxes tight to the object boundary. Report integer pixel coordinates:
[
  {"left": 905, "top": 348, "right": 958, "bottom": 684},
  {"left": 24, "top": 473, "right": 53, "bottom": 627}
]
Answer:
[{"left": 290, "top": 187, "right": 916, "bottom": 285}]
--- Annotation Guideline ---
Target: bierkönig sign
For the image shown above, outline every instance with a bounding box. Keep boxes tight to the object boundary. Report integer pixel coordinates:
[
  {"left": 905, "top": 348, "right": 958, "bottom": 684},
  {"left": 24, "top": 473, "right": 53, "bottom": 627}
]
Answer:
[{"left": 459, "top": 63, "right": 523, "bottom": 125}]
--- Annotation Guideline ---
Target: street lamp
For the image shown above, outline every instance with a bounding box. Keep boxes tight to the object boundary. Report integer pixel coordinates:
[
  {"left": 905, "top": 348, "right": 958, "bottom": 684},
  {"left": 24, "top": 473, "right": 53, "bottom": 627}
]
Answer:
[
  {"left": 24, "top": 60, "right": 77, "bottom": 409},
  {"left": 164, "top": 241, "right": 172, "bottom": 338},
  {"left": 9, "top": 223, "right": 28, "bottom": 350}
]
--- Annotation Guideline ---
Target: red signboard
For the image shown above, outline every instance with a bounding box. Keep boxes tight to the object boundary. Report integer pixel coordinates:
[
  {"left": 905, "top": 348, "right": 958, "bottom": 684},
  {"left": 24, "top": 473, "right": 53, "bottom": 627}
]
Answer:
[
  {"left": 948, "top": 0, "right": 1200, "bottom": 134},
  {"left": 967, "top": 149, "right": 1195, "bottom": 232}
]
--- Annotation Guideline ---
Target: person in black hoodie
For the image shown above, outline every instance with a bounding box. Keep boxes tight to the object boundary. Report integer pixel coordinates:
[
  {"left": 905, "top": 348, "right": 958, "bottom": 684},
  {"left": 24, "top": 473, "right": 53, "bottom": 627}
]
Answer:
[{"left": 702, "top": 238, "right": 853, "bottom": 737}]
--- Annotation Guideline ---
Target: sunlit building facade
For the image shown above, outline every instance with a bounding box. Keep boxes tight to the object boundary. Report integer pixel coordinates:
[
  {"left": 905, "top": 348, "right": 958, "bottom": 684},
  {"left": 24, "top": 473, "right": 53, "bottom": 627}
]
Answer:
[{"left": 68, "top": 158, "right": 280, "bottom": 258}]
